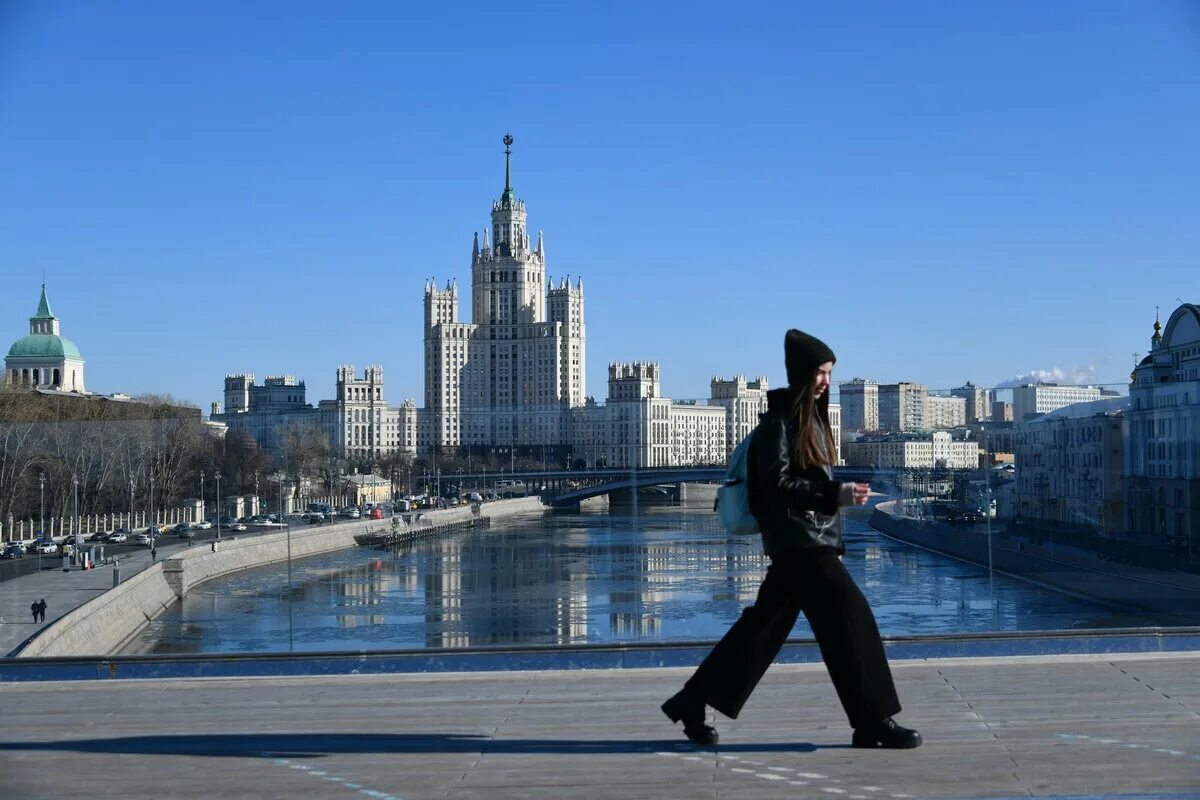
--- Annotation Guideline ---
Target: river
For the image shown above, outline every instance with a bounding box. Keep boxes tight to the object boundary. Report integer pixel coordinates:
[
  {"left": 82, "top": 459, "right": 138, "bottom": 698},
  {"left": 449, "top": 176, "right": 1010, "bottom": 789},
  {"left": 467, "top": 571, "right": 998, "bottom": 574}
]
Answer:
[{"left": 118, "top": 500, "right": 1162, "bottom": 655}]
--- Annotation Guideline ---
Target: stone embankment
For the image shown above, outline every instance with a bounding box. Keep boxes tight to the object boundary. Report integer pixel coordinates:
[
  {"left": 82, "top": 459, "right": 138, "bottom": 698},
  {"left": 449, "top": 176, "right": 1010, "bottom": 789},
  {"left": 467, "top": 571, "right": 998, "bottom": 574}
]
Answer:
[{"left": 19, "top": 496, "right": 546, "bottom": 658}]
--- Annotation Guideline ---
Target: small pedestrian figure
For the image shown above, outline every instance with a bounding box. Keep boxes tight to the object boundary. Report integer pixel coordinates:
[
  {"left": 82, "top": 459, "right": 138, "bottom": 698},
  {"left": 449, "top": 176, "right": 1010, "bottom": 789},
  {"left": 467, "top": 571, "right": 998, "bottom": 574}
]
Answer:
[
  {"left": 151, "top": 544, "right": 157, "bottom": 562},
  {"left": 30, "top": 600, "right": 39, "bottom": 624},
  {"left": 37, "top": 598, "right": 47, "bottom": 624}
]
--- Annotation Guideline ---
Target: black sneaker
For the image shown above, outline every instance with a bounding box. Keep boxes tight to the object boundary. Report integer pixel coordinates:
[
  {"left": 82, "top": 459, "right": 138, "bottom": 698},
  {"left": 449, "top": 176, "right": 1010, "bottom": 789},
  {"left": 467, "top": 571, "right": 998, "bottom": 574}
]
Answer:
[
  {"left": 661, "top": 689, "right": 719, "bottom": 746},
  {"left": 852, "top": 717, "right": 922, "bottom": 749}
]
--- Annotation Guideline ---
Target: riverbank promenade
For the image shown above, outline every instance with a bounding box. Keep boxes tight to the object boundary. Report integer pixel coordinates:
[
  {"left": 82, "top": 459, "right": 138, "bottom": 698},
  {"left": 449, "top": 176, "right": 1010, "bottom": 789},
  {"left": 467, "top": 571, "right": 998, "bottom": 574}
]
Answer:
[
  {"left": 2, "top": 650, "right": 1198, "bottom": 799},
  {"left": 0, "top": 539, "right": 183, "bottom": 657}
]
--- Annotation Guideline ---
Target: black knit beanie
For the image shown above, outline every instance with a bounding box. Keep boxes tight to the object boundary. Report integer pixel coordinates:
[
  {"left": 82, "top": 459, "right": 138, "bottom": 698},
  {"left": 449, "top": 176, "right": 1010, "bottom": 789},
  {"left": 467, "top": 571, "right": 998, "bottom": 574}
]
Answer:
[{"left": 784, "top": 329, "right": 836, "bottom": 387}]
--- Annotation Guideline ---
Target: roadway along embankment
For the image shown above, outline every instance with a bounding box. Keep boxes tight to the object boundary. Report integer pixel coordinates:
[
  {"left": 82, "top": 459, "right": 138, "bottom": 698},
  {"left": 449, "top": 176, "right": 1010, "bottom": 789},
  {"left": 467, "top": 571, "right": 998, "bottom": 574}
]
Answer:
[{"left": 17, "top": 497, "right": 546, "bottom": 658}]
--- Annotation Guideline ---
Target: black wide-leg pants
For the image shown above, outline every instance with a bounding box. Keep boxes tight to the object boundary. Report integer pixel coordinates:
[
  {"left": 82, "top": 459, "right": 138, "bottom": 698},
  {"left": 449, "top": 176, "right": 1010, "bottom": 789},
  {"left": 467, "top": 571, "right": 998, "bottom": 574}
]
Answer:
[{"left": 683, "top": 549, "right": 900, "bottom": 729}]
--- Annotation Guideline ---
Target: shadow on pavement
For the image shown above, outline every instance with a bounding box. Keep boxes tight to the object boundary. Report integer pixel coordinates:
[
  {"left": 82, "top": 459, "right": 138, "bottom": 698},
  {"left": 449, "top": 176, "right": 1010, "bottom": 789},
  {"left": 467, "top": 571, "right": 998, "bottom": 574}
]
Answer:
[{"left": 0, "top": 732, "right": 829, "bottom": 757}]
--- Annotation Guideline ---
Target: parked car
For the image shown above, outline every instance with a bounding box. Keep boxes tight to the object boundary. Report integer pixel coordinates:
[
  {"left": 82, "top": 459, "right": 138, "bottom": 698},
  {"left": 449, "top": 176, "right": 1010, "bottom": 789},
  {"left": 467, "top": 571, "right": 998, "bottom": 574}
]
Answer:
[
  {"left": 60, "top": 542, "right": 76, "bottom": 556},
  {"left": 368, "top": 507, "right": 384, "bottom": 519},
  {"left": 229, "top": 523, "right": 248, "bottom": 532},
  {"left": 306, "top": 513, "right": 324, "bottom": 524},
  {"left": 1, "top": 543, "right": 23, "bottom": 559},
  {"left": 176, "top": 526, "right": 195, "bottom": 539},
  {"left": 108, "top": 532, "right": 128, "bottom": 543},
  {"left": 346, "top": 509, "right": 361, "bottom": 519},
  {"left": 87, "top": 530, "right": 110, "bottom": 542},
  {"left": 132, "top": 533, "right": 153, "bottom": 545},
  {"left": 147, "top": 526, "right": 164, "bottom": 539},
  {"left": 172, "top": 523, "right": 191, "bottom": 535},
  {"left": 34, "top": 540, "right": 58, "bottom": 554},
  {"left": 194, "top": 520, "right": 213, "bottom": 530}
]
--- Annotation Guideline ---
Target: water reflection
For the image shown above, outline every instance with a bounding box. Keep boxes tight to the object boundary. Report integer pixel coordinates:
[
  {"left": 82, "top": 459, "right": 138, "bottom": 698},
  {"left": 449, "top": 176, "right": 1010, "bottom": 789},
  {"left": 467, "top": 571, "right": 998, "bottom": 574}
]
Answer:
[{"left": 119, "top": 501, "right": 1163, "bottom": 656}]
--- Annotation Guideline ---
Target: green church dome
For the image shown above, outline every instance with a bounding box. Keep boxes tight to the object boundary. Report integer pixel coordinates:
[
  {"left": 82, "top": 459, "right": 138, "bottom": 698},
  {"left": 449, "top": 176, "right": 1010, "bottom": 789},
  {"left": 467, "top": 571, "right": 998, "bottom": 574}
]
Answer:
[{"left": 6, "top": 333, "right": 83, "bottom": 361}]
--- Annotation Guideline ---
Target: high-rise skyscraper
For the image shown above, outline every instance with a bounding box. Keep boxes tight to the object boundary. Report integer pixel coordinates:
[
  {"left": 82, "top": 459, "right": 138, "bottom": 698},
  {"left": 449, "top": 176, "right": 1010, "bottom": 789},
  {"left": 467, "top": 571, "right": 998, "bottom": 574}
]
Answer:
[{"left": 424, "top": 135, "right": 585, "bottom": 454}]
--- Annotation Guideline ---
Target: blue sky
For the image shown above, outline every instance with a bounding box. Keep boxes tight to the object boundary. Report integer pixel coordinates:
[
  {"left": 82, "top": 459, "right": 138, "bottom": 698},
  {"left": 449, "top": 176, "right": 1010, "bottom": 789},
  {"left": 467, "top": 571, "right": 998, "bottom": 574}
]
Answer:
[{"left": 2, "top": 1, "right": 1197, "bottom": 409}]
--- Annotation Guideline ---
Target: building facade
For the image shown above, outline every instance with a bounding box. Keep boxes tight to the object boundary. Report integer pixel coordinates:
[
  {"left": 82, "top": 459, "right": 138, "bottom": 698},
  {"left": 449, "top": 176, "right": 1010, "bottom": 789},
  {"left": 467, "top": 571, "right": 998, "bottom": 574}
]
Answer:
[
  {"left": 5, "top": 286, "right": 86, "bottom": 393},
  {"left": 215, "top": 365, "right": 419, "bottom": 462},
  {"left": 216, "top": 373, "right": 318, "bottom": 457},
  {"left": 709, "top": 375, "right": 769, "bottom": 455},
  {"left": 952, "top": 381, "right": 992, "bottom": 422},
  {"left": 1012, "top": 383, "right": 1103, "bottom": 421},
  {"left": 1012, "top": 397, "right": 1127, "bottom": 532},
  {"left": 926, "top": 394, "right": 967, "bottom": 430},
  {"left": 838, "top": 378, "right": 879, "bottom": 437},
  {"left": 878, "top": 382, "right": 927, "bottom": 432},
  {"left": 843, "top": 431, "right": 978, "bottom": 470},
  {"left": 569, "top": 363, "right": 727, "bottom": 469},
  {"left": 1125, "top": 304, "right": 1200, "bottom": 549}
]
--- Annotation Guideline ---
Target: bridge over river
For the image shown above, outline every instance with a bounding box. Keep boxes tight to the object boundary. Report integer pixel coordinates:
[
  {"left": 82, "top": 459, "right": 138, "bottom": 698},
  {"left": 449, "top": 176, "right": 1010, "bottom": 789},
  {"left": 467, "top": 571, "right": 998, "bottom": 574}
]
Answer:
[{"left": 441, "top": 466, "right": 898, "bottom": 508}]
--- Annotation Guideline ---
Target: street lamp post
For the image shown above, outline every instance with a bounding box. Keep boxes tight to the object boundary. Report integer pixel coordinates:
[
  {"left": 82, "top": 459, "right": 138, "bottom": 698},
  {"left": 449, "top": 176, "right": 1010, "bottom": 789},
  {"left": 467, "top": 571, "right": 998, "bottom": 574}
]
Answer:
[
  {"left": 278, "top": 472, "right": 292, "bottom": 651},
  {"left": 149, "top": 474, "right": 156, "bottom": 532},
  {"left": 72, "top": 475, "right": 79, "bottom": 565},
  {"left": 129, "top": 473, "right": 135, "bottom": 530},
  {"left": 38, "top": 472, "right": 45, "bottom": 540},
  {"left": 199, "top": 470, "right": 205, "bottom": 524},
  {"left": 215, "top": 470, "right": 222, "bottom": 541}
]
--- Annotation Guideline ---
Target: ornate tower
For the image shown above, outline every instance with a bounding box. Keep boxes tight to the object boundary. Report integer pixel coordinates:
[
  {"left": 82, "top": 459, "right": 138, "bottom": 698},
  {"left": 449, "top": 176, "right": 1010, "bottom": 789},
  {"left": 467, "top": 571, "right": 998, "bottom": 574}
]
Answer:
[{"left": 472, "top": 134, "right": 546, "bottom": 328}]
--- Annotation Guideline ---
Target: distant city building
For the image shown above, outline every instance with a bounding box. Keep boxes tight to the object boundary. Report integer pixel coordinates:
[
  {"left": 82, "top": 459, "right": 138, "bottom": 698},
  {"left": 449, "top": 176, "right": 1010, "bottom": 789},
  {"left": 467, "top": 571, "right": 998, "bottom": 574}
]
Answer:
[
  {"left": 1012, "top": 397, "right": 1127, "bottom": 532},
  {"left": 878, "top": 382, "right": 927, "bottom": 432},
  {"left": 951, "top": 381, "right": 992, "bottom": 422},
  {"left": 1012, "top": 383, "right": 1103, "bottom": 421},
  {"left": 709, "top": 375, "right": 769, "bottom": 455},
  {"left": 216, "top": 373, "right": 319, "bottom": 458},
  {"left": 345, "top": 472, "right": 392, "bottom": 505},
  {"left": 1126, "top": 304, "right": 1200, "bottom": 548},
  {"left": 957, "top": 420, "right": 1017, "bottom": 464},
  {"left": 926, "top": 395, "right": 967, "bottom": 430},
  {"left": 423, "top": 135, "right": 583, "bottom": 456},
  {"left": 570, "top": 363, "right": 726, "bottom": 469},
  {"left": 5, "top": 285, "right": 86, "bottom": 393},
  {"left": 214, "top": 366, "right": 419, "bottom": 462},
  {"left": 992, "top": 400, "right": 1014, "bottom": 422},
  {"left": 828, "top": 402, "right": 843, "bottom": 465},
  {"left": 843, "top": 430, "right": 978, "bottom": 470},
  {"left": 838, "top": 378, "right": 879, "bottom": 437}
]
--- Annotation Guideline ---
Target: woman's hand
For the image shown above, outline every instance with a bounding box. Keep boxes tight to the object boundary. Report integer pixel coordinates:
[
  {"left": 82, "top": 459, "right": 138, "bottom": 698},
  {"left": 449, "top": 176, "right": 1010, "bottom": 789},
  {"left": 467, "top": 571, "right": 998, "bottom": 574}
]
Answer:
[{"left": 839, "top": 482, "right": 871, "bottom": 507}]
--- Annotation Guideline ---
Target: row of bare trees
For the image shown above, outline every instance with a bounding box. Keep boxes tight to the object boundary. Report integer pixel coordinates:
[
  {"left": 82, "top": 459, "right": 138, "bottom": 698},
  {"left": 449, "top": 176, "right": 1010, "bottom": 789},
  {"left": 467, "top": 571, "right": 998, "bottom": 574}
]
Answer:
[
  {"left": 1, "top": 388, "right": 602, "bottom": 523},
  {"left": 0, "top": 390, "right": 349, "bottom": 524}
]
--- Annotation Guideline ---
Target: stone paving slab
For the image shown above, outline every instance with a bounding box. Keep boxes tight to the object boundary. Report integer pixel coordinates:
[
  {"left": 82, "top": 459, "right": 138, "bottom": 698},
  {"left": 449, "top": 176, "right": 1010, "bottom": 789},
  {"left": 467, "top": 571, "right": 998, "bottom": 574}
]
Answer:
[{"left": 1, "top": 652, "right": 1199, "bottom": 799}]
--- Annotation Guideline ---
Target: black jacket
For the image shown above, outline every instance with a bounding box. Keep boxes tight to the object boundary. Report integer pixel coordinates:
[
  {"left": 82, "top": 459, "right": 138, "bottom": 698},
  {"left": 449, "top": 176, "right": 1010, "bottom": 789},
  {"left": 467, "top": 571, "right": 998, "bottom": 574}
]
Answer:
[{"left": 747, "top": 387, "right": 844, "bottom": 556}]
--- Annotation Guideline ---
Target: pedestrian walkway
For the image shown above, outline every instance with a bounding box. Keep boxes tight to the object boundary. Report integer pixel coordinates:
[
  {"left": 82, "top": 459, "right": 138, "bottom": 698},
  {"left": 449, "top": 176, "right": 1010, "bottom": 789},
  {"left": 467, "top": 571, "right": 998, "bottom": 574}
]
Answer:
[
  {"left": 1, "top": 651, "right": 1197, "bottom": 799},
  {"left": 0, "top": 539, "right": 187, "bottom": 657}
]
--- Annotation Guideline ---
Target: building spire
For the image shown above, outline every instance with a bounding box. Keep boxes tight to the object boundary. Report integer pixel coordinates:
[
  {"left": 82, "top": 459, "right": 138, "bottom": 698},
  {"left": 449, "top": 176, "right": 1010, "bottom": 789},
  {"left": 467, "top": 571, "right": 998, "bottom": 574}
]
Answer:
[
  {"left": 500, "top": 133, "right": 515, "bottom": 206},
  {"left": 34, "top": 284, "right": 55, "bottom": 320},
  {"left": 1151, "top": 305, "right": 1163, "bottom": 350}
]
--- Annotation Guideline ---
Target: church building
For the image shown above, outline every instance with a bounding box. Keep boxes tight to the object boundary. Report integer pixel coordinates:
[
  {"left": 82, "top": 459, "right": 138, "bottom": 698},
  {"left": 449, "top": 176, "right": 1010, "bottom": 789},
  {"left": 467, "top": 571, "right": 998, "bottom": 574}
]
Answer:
[{"left": 5, "top": 285, "right": 86, "bottom": 393}]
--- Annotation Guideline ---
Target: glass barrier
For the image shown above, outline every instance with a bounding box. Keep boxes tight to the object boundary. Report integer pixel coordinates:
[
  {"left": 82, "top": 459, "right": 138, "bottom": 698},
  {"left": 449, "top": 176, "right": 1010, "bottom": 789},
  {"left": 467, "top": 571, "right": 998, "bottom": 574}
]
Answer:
[{"left": 2, "top": 369, "right": 1197, "bottom": 657}]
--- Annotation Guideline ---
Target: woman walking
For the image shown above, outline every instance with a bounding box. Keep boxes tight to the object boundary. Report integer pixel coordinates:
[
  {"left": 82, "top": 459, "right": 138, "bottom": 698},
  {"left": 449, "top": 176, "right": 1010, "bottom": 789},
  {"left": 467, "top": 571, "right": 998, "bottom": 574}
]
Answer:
[{"left": 661, "top": 329, "right": 921, "bottom": 749}]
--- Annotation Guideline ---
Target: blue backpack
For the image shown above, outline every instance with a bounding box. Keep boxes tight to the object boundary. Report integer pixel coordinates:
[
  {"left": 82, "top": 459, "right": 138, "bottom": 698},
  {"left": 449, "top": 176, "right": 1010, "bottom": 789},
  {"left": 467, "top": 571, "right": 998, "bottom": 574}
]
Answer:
[{"left": 716, "top": 430, "right": 759, "bottom": 536}]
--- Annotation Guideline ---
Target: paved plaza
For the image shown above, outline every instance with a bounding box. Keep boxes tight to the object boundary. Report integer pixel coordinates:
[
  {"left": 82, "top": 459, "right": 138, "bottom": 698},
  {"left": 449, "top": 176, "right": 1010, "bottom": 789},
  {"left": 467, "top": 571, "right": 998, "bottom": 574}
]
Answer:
[{"left": 2, "top": 651, "right": 1198, "bottom": 799}]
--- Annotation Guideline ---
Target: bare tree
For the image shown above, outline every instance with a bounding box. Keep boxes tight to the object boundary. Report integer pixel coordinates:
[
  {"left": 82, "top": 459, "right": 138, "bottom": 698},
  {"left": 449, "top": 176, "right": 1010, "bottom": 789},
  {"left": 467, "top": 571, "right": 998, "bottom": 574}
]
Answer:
[{"left": 282, "top": 423, "right": 331, "bottom": 500}]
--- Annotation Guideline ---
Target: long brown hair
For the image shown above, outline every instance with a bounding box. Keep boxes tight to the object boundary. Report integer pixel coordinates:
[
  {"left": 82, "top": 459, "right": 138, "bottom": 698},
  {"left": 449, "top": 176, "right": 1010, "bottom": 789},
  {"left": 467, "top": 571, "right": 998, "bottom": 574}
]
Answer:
[{"left": 789, "top": 375, "right": 836, "bottom": 470}]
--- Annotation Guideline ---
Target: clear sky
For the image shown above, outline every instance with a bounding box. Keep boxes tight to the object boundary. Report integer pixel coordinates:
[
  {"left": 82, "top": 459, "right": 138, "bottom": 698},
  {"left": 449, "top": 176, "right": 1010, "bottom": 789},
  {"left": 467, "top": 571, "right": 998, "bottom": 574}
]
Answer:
[{"left": 2, "top": 1, "right": 1197, "bottom": 409}]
